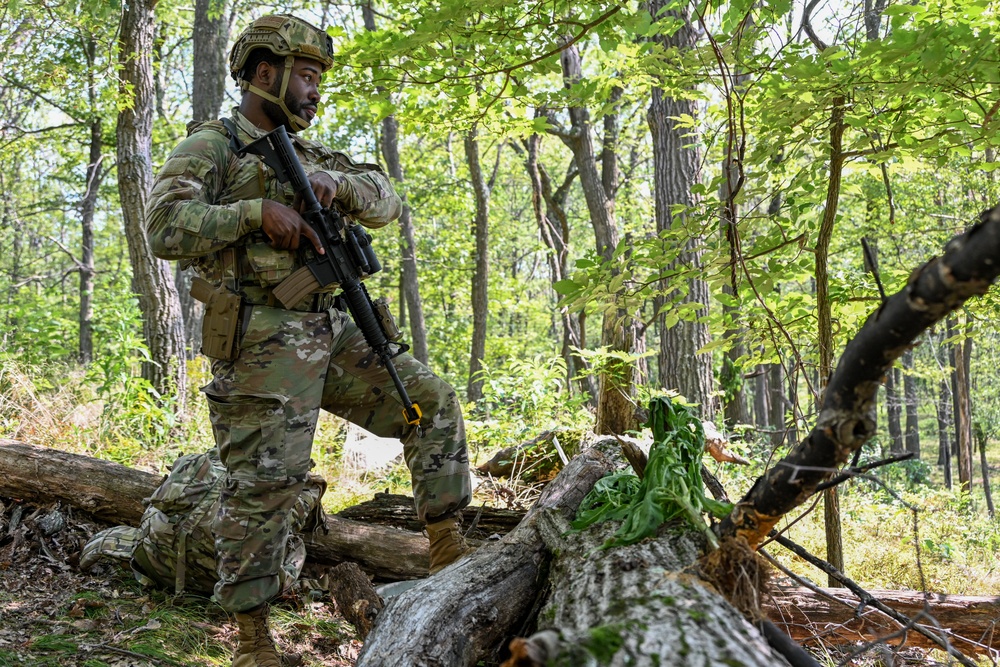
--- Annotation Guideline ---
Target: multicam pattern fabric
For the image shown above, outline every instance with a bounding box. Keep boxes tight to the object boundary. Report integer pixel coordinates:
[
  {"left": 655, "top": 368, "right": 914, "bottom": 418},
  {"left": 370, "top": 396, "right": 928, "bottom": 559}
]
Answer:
[
  {"left": 144, "top": 110, "right": 471, "bottom": 613},
  {"left": 229, "top": 14, "right": 334, "bottom": 79},
  {"left": 80, "top": 450, "right": 326, "bottom": 598}
]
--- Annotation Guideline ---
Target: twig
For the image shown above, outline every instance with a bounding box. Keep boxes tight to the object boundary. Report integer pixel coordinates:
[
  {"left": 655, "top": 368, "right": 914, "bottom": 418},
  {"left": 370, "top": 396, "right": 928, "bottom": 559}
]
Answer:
[
  {"left": 79, "top": 643, "right": 183, "bottom": 666},
  {"left": 771, "top": 534, "right": 980, "bottom": 667}
]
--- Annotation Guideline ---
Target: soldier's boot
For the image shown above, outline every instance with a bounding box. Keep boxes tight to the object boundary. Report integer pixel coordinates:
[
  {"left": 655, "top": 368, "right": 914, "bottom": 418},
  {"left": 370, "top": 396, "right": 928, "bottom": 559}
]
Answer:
[
  {"left": 232, "top": 604, "right": 302, "bottom": 667},
  {"left": 427, "top": 516, "right": 473, "bottom": 575}
]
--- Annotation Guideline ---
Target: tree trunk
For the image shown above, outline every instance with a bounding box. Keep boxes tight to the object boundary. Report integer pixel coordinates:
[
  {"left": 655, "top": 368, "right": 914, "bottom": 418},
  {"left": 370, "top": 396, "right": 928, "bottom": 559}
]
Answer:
[
  {"left": 647, "top": 1, "right": 714, "bottom": 419},
  {"left": 885, "top": 365, "right": 904, "bottom": 453},
  {"left": 754, "top": 364, "right": 771, "bottom": 432},
  {"left": 769, "top": 362, "right": 787, "bottom": 447},
  {"left": 191, "top": 0, "right": 229, "bottom": 122},
  {"left": 117, "top": 0, "right": 187, "bottom": 406},
  {"left": 938, "top": 377, "right": 954, "bottom": 489},
  {"left": 814, "top": 98, "right": 847, "bottom": 586},
  {"left": 506, "top": 516, "right": 791, "bottom": 667},
  {"left": 557, "top": 42, "right": 642, "bottom": 435},
  {"left": 518, "top": 133, "right": 596, "bottom": 402},
  {"left": 464, "top": 127, "right": 490, "bottom": 402},
  {"left": 903, "top": 349, "right": 920, "bottom": 456},
  {"left": 950, "top": 319, "right": 973, "bottom": 491},
  {"left": 79, "top": 115, "right": 102, "bottom": 365},
  {"left": 361, "top": 2, "right": 430, "bottom": 365},
  {"left": 975, "top": 425, "right": 995, "bottom": 519}
]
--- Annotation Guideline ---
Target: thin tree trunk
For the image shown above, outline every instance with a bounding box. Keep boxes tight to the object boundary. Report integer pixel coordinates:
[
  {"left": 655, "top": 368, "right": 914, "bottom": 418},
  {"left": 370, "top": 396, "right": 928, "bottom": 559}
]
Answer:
[
  {"left": 361, "top": 2, "right": 429, "bottom": 364},
  {"left": 815, "top": 98, "right": 847, "bottom": 586},
  {"left": 117, "top": 0, "right": 187, "bottom": 408},
  {"left": 464, "top": 127, "right": 490, "bottom": 402},
  {"left": 517, "top": 132, "right": 597, "bottom": 403},
  {"left": 949, "top": 319, "right": 972, "bottom": 491},
  {"left": 903, "top": 349, "right": 920, "bottom": 456},
  {"left": 975, "top": 425, "right": 995, "bottom": 518},
  {"left": 938, "top": 378, "right": 954, "bottom": 489},
  {"left": 886, "top": 365, "right": 904, "bottom": 453},
  {"left": 768, "top": 363, "right": 786, "bottom": 448},
  {"left": 79, "top": 110, "right": 102, "bottom": 364},
  {"left": 754, "top": 364, "right": 770, "bottom": 432}
]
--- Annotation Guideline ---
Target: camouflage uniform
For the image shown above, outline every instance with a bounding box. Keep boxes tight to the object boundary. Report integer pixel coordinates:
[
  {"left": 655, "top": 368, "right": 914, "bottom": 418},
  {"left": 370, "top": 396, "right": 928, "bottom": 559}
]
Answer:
[{"left": 145, "top": 109, "right": 471, "bottom": 613}]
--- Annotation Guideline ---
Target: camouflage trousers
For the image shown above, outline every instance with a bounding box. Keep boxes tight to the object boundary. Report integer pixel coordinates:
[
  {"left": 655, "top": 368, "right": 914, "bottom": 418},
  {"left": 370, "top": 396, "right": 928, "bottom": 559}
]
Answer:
[{"left": 202, "top": 304, "right": 470, "bottom": 613}]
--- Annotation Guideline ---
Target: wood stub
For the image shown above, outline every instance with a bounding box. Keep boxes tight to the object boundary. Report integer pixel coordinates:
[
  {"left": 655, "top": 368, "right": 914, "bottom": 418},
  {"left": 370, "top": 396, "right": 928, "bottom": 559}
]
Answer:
[{"left": 326, "top": 562, "right": 384, "bottom": 641}]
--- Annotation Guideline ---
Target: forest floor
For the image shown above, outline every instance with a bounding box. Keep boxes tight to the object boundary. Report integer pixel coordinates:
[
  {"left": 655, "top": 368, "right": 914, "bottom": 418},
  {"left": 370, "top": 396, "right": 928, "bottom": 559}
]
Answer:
[{"left": 0, "top": 497, "right": 363, "bottom": 667}]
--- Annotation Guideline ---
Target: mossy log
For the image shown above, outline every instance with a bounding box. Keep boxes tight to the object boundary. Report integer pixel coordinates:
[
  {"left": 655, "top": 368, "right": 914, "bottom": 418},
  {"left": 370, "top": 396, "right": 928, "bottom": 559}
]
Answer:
[
  {"left": 358, "top": 438, "right": 794, "bottom": 667},
  {"left": 501, "top": 513, "right": 790, "bottom": 667},
  {"left": 355, "top": 441, "right": 617, "bottom": 667}
]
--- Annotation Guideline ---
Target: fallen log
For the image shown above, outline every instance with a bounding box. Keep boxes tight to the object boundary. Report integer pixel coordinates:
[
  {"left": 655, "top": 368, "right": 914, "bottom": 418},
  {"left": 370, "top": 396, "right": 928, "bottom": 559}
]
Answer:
[
  {"left": 0, "top": 439, "right": 427, "bottom": 580},
  {"left": 355, "top": 440, "right": 616, "bottom": 666},
  {"left": 767, "top": 586, "right": 1000, "bottom": 655},
  {"left": 337, "top": 491, "right": 525, "bottom": 540},
  {"left": 359, "top": 437, "right": 802, "bottom": 667}
]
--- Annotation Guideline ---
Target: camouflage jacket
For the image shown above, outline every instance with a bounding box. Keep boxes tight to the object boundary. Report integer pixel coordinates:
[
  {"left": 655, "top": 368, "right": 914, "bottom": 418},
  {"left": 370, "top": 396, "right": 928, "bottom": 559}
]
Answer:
[{"left": 144, "top": 109, "right": 402, "bottom": 289}]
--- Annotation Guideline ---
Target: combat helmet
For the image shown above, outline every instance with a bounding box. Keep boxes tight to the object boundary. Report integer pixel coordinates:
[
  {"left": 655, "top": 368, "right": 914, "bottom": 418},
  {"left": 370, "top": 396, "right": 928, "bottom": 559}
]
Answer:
[{"left": 229, "top": 14, "right": 334, "bottom": 132}]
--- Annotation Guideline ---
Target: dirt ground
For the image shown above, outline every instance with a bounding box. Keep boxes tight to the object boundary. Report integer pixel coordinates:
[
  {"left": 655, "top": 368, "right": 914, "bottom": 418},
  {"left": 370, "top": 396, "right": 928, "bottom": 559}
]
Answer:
[{"left": 0, "top": 497, "right": 363, "bottom": 667}]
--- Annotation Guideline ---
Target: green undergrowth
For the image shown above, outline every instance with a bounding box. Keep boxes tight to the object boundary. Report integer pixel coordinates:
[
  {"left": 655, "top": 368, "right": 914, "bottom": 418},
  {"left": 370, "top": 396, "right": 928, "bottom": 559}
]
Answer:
[{"left": 0, "top": 569, "right": 358, "bottom": 666}]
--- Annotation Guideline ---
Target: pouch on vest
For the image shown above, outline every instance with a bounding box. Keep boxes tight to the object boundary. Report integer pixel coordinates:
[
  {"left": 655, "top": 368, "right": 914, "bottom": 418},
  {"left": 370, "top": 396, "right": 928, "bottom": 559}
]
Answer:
[
  {"left": 191, "top": 276, "right": 242, "bottom": 361},
  {"left": 245, "top": 241, "right": 297, "bottom": 286}
]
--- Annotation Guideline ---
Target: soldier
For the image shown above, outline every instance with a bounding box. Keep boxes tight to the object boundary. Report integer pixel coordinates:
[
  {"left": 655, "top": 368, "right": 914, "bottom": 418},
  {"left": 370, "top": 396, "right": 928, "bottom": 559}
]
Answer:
[{"left": 145, "top": 14, "right": 472, "bottom": 667}]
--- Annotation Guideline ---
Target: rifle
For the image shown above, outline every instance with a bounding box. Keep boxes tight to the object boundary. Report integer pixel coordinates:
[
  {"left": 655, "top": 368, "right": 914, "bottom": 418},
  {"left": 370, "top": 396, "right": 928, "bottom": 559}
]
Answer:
[{"left": 236, "top": 125, "right": 422, "bottom": 426}]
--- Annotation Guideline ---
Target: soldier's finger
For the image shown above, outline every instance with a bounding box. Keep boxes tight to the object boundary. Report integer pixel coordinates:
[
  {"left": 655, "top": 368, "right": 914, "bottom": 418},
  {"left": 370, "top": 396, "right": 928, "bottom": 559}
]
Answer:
[{"left": 302, "top": 224, "right": 325, "bottom": 255}]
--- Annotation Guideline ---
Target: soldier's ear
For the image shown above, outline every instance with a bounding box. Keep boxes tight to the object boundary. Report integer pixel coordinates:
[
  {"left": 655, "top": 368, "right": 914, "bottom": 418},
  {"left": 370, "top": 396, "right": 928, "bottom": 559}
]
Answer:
[{"left": 254, "top": 60, "right": 277, "bottom": 87}]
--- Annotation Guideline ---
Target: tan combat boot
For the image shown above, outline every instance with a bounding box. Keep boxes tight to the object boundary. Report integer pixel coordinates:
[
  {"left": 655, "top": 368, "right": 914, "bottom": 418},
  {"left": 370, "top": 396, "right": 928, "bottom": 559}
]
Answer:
[
  {"left": 426, "top": 516, "right": 473, "bottom": 575},
  {"left": 232, "top": 604, "right": 302, "bottom": 667}
]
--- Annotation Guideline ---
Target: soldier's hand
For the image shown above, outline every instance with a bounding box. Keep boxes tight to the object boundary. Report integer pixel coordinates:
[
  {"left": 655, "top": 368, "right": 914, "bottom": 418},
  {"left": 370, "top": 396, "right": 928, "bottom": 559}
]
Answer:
[
  {"left": 301, "top": 171, "right": 343, "bottom": 212},
  {"left": 260, "top": 200, "right": 325, "bottom": 254}
]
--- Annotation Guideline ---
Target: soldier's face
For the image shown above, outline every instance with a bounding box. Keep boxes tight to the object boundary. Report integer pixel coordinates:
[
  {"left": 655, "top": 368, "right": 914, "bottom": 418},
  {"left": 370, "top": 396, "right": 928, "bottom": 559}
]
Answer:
[{"left": 262, "top": 57, "right": 323, "bottom": 130}]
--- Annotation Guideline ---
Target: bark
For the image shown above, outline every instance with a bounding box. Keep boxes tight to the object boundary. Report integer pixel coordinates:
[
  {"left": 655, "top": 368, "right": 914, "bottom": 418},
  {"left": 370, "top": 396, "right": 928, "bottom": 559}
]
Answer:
[
  {"left": 814, "top": 98, "right": 847, "bottom": 586},
  {"left": 517, "top": 131, "right": 597, "bottom": 403},
  {"left": 361, "top": 2, "right": 430, "bottom": 365},
  {"left": 506, "top": 517, "right": 791, "bottom": 667},
  {"left": 975, "top": 426, "right": 995, "bottom": 519},
  {"left": 0, "top": 440, "right": 428, "bottom": 581},
  {"left": 556, "top": 43, "right": 643, "bottom": 435},
  {"left": 937, "top": 378, "right": 954, "bottom": 489},
  {"left": 902, "top": 349, "right": 920, "bottom": 456},
  {"left": 117, "top": 0, "right": 187, "bottom": 406},
  {"left": 647, "top": 1, "right": 714, "bottom": 418},
  {"left": 767, "top": 586, "right": 1000, "bottom": 653},
  {"left": 356, "top": 442, "right": 616, "bottom": 666},
  {"left": 719, "top": 204, "right": 1000, "bottom": 549},
  {"left": 769, "top": 362, "right": 788, "bottom": 447},
  {"left": 191, "top": 0, "right": 229, "bottom": 122},
  {"left": 885, "top": 365, "right": 904, "bottom": 453},
  {"left": 79, "top": 116, "right": 102, "bottom": 365},
  {"left": 464, "top": 126, "right": 490, "bottom": 402}
]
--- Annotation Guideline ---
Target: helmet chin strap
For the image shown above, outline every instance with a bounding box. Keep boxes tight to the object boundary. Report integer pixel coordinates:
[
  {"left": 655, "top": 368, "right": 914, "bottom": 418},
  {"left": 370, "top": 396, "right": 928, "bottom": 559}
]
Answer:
[{"left": 242, "top": 55, "right": 311, "bottom": 132}]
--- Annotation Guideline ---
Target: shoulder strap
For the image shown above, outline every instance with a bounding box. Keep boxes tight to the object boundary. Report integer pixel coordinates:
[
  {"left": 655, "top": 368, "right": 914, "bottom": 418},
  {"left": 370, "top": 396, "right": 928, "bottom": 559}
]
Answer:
[{"left": 219, "top": 117, "right": 245, "bottom": 155}]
